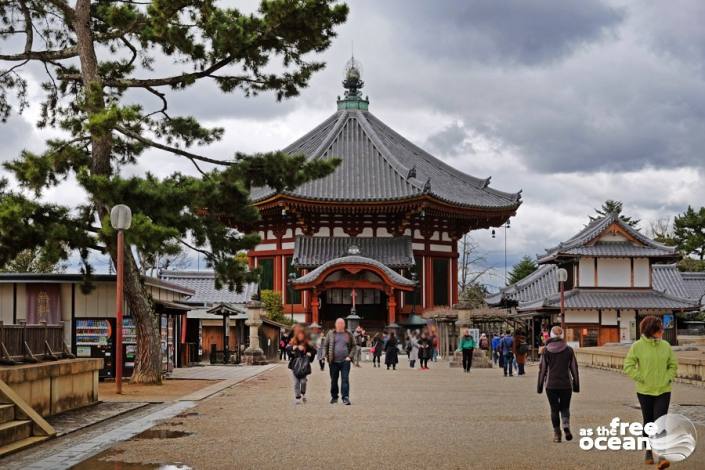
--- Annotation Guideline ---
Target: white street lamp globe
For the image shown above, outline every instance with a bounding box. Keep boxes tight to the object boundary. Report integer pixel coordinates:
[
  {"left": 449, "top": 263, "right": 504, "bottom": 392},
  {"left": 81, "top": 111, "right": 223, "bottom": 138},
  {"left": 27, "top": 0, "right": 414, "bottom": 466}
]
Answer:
[
  {"left": 110, "top": 204, "right": 132, "bottom": 230},
  {"left": 557, "top": 268, "right": 568, "bottom": 283}
]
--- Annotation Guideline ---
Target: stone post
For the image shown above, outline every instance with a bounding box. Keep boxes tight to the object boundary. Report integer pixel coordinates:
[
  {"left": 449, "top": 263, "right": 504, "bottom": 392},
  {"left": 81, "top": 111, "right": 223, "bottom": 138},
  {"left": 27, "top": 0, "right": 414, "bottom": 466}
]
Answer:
[{"left": 243, "top": 299, "right": 267, "bottom": 365}]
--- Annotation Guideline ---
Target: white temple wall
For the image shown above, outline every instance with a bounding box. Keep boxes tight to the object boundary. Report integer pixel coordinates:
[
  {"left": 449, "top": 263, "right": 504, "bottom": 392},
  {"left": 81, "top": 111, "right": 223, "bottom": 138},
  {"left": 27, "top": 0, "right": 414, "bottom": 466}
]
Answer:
[
  {"left": 633, "top": 258, "right": 650, "bottom": 287},
  {"left": 578, "top": 257, "right": 595, "bottom": 287}
]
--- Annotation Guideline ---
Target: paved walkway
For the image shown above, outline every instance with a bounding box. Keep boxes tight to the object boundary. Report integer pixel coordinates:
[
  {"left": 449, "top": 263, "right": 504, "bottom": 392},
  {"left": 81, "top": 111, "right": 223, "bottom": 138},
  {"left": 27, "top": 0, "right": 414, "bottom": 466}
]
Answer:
[
  {"left": 2, "top": 365, "right": 276, "bottom": 470},
  {"left": 60, "top": 361, "right": 705, "bottom": 470},
  {"left": 169, "top": 364, "right": 275, "bottom": 381}
]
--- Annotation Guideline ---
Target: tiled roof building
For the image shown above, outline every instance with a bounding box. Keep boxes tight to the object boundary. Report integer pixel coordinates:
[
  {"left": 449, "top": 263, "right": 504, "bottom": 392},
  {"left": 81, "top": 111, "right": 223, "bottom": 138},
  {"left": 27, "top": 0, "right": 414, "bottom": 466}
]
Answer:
[
  {"left": 247, "top": 58, "right": 520, "bottom": 328},
  {"left": 487, "top": 213, "right": 700, "bottom": 347}
]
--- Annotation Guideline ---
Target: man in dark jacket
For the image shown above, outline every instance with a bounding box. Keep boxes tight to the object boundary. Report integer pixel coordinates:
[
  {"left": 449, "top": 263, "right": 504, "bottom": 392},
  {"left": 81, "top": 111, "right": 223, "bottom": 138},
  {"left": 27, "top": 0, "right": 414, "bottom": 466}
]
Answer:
[
  {"left": 537, "top": 326, "right": 580, "bottom": 443},
  {"left": 324, "top": 318, "right": 355, "bottom": 405}
]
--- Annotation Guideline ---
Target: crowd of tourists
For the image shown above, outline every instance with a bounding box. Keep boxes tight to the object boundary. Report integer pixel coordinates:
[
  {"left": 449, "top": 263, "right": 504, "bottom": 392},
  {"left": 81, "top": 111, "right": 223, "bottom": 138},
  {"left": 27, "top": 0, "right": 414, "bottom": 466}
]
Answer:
[{"left": 279, "top": 315, "right": 677, "bottom": 468}]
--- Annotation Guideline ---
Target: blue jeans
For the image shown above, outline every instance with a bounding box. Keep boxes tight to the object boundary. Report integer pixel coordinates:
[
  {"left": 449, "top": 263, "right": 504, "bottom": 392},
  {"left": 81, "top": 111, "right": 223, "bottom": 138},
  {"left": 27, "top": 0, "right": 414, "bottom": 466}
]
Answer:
[
  {"left": 330, "top": 360, "right": 351, "bottom": 399},
  {"left": 503, "top": 353, "right": 514, "bottom": 376}
]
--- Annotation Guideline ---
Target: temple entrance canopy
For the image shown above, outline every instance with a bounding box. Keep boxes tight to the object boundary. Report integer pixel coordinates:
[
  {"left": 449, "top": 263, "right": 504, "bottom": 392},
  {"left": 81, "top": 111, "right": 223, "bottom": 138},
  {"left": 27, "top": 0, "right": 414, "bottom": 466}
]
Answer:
[{"left": 291, "top": 253, "right": 415, "bottom": 328}]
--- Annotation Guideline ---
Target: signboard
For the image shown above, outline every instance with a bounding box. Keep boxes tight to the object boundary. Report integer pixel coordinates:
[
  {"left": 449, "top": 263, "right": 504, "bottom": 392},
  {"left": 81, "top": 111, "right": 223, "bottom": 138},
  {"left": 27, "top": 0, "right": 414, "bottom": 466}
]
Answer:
[
  {"left": 469, "top": 328, "right": 479, "bottom": 346},
  {"left": 662, "top": 314, "right": 674, "bottom": 329},
  {"left": 76, "top": 346, "right": 91, "bottom": 357}
]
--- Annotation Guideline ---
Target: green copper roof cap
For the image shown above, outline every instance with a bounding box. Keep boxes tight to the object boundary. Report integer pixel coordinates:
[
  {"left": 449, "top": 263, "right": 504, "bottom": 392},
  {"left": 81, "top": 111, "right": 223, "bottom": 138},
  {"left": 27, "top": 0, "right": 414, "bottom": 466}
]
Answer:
[{"left": 337, "top": 56, "right": 369, "bottom": 111}]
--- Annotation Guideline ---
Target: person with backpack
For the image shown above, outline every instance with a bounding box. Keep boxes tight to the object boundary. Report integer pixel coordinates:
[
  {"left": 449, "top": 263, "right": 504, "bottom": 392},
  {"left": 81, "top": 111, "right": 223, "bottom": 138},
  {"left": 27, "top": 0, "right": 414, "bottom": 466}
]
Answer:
[
  {"left": 501, "top": 330, "right": 514, "bottom": 377},
  {"left": 623, "top": 316, "right": 678, "bottom": 468},
  {"left": 491, "top": 333, "right": 501, "bottom": 365},
  {"left": 537, "top": 326, "right": 580, "bottom": 443},
  {"left": 286, "top": 325, "right": 316, "bottom": 404},
  {"left": 513, "top": 329, "right": 529, "bottom": 376},
  {"left": 456, "top": 328, "right": 476, "bottom": 373}
]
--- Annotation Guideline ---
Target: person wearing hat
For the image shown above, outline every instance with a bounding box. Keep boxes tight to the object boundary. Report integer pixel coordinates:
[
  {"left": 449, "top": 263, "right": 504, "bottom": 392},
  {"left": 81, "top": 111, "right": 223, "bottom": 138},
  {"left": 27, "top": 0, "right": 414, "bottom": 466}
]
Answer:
[{"left": 537, "top": 326, "right": 580, "bottom": 443}]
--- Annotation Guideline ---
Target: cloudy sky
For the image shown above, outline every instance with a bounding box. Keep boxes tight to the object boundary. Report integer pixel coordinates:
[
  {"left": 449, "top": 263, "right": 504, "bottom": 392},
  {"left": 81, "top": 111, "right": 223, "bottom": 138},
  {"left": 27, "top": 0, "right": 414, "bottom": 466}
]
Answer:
[{"left": 2, "top": 0, "right": 704, "bottom": 290}]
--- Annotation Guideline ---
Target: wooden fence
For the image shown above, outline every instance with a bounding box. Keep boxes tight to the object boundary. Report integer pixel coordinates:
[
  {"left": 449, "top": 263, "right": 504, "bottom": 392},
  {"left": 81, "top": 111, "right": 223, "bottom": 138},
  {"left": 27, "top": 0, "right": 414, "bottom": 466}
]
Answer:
[{"left": 0, "top": 321, "right": 73, "bottom": 364}]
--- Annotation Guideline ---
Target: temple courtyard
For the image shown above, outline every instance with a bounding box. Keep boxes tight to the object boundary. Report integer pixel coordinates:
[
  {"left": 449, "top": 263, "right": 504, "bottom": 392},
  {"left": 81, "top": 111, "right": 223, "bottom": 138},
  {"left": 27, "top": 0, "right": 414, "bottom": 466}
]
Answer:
[{"left": 3, "top": 362, "right": 704, "bottom": 470}]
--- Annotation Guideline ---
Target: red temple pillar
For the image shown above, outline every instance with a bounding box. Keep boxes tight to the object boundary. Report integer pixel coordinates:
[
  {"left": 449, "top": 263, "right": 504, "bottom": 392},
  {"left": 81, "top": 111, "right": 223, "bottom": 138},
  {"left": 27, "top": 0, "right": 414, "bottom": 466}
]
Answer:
[
  {"left": 387, "top": 289, "right": 397, "bottom": 325},
  {"left": 311, "top": 290, "right": 320, "bottom": 325}
]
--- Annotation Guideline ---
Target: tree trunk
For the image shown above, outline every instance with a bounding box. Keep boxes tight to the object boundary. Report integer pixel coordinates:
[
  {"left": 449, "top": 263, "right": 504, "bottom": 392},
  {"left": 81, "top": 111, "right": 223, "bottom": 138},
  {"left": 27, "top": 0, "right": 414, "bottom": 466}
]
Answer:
[
  {"left": 73, "top": 0, "right": 162, "bottom": 384},
  {"left": 124, "top": 247, "right": 163, "bottom": 384}
]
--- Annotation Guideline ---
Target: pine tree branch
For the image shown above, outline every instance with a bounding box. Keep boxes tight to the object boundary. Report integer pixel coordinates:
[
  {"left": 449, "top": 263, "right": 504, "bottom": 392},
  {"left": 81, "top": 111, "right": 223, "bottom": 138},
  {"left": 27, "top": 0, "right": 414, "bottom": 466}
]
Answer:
[{"left": 113, "top": 125, "right": 231, "bottom": 168}]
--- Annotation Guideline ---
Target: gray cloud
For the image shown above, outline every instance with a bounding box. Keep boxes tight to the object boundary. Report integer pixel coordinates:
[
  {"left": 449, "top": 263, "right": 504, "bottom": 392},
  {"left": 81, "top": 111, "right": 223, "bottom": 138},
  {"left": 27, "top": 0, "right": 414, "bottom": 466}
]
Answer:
[{"left": 373, "top": 0, "right": 624, "bottom": 66}]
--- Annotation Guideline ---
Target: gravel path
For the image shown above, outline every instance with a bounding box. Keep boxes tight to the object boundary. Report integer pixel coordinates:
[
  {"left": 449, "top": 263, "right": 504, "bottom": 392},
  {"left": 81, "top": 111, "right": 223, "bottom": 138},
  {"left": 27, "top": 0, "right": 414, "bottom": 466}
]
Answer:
[{"left": 74, "top": 362, "right": 705, "bottom": 470}]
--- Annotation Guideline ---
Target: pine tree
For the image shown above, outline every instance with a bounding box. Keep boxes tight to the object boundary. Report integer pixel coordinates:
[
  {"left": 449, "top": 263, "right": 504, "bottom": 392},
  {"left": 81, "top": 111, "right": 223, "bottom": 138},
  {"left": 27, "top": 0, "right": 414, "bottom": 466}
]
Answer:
[
  {"left": 591, "top": 200, "right": 640, "bottom": 227},
  {"left": 0, "top": 0, "right": 347, "bottom": 383},
  {"left": 507, "top": 255, "right": 538, "bottom": 285},
  {"left": 673, "top": 206, "right": 705, "bottom": 261}
]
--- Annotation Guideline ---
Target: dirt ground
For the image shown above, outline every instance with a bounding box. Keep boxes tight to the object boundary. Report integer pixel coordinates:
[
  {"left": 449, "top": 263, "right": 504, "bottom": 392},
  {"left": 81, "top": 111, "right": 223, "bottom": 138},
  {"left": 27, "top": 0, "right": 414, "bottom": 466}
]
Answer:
[
  {"left": 88, "top": 363, "right": 705, "bottom": 470},
  {"left": 99, "top": 379, "right": 218, "bottom": 403}
]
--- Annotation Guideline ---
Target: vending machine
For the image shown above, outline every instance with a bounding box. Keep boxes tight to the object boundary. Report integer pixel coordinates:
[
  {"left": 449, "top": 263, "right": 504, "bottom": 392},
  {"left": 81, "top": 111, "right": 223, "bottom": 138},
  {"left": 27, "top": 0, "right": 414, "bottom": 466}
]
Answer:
[
  {"left": 122, "top": 317, "right": 137, "bottom": 378},
  {"left": 74, "top": 318, "right": 115, "bottom": 379}
]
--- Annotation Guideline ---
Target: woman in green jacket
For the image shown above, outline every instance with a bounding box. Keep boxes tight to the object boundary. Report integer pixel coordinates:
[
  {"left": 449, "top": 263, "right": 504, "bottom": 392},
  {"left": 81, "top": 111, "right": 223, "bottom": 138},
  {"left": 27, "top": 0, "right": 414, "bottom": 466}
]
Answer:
[
  {"left": 456, "top": 328, "right": 476, "bottom": 373},
  {"left": 623, "top": 315, "right": 678, "bottom": 468}
]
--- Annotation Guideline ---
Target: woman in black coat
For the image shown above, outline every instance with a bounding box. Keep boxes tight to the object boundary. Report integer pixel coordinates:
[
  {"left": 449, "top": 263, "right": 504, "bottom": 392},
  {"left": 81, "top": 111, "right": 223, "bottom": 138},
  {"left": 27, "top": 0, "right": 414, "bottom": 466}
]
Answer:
[
  {"left": 385, "top": 332, "right": 399, "bottom": 370},
  {"left": 418, "top": 331, "right": 432, "bottom": 370},
  {"left": 371, "top": 333, "right": 384, "bottom": 368}
]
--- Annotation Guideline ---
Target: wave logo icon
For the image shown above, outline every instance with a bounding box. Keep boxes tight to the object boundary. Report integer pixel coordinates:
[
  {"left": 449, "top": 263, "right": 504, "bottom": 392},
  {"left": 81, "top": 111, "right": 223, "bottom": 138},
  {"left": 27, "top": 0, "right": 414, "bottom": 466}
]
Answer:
[{"left": 649, "top": 413, "right": 697, "bottom": 462}]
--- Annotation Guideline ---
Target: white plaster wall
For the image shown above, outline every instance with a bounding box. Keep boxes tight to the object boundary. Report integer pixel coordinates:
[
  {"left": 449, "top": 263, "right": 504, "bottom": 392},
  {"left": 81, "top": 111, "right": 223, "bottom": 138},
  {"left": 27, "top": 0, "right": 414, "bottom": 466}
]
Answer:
[
  {"left": 429, "top": 244, "right": 452, "bottom": 253},
  {"left": 360, "top": 227, "right": 374, "bottom": 237},
  {"left": 597, "top": 258, "right": 630, "bottom": 287},
  {"left": 579, "top": 257, "right": 595, "bottom": 287},
  {"left": 565, "top": 309, "right": 599, "bottom": 324},
  {"left": 254, "top": 243, "right": 277, "bottom": 251},
  {"left": 634, "top": 258, "right": 650, "bottom": 287},
  {"left": 377, "top": 227, "right": 392, "bottom": 237},
  {"left": 602, "top": 309, "right": 618, "bottom": 326},
  {"left": 620, "top": 310, "right": 636, "bottom": 342},
  {"left": 333, "top": 227, "right": 346, "bottom": 237},
  {"left": 315, "top": 227, "right": 330, "bottom": 237}
]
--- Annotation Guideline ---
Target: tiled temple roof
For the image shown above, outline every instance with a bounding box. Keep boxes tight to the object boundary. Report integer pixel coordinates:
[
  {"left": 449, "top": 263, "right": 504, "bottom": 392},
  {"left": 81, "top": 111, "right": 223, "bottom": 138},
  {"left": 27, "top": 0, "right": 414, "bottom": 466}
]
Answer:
[
  {"left": 291, "top": 255, "right": 415, "bottom": 288},
  {"left": 159, "top": 271, "right": 257, "bottom": 306},
  {"left": 292, "top": 236, "right": 414, "bottom": 269},
  {"left": 485, "top": 264, "right": 558, "bottom": 306},
  {"left": 538, "top": 213, "right": 676, "bottom": 263},
  {"left": 518, "top": 288, "right": 698, "bottom": 311},
  {"left": 250, "top": 87, "right": 520, "bottom": 210}
]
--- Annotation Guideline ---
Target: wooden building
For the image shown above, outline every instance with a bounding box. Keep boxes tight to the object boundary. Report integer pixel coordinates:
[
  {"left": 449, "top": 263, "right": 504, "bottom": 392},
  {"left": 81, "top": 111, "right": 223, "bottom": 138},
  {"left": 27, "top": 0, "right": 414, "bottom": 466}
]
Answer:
[
  {"left": 487, "top": 213, "right": 700, "bottom": 347},
  {"left": 0, "top": 273, "right": 193, "bottom": 378},
  {"left": 246, "top": 59, "right": 520, "bottom": 329}
]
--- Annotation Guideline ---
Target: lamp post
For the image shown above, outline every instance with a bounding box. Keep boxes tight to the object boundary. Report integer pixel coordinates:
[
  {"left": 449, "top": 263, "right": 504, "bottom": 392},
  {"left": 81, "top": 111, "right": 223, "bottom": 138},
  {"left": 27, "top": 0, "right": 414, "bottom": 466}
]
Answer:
[
  {"left": 288, "top": 270, "right": 297, "bottom": 323},
  {"left": 110, "top": 204, "right": 132, "bottom": 394},
  {"left": 557, "top": 268, "right": 568, "bottom": 331}
]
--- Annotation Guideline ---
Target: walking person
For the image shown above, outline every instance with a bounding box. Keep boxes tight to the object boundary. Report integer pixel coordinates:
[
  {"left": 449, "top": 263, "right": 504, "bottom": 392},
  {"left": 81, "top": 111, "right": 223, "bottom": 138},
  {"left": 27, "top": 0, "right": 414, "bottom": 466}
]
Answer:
[
  {"left": 491, "top": 333, "right": 501, "bottom": 365},
  {"left": 624, "top": 316, "right": 678, "bottom": 468},
  {"left": 418, "top": 331, "right": 432, "bottom": 370},
  {"left": 430, "top": 327, "right": 439, "bottom": 362},
  {"left": 456, "top": 328, "right": 476, "bottom": 373},
  {"left": 353, "top": 326, "right": 364, "bottom": 367},
  {"left": 324, "top": 318, "right": 355, "bottom": 405},
  {"left": 385, "top": 331, "right": 399, "bottom": 370},
  {"left": 286, "top": 325, "right": 316, "bottom": 404},
  {"left": 315, "top": 330, "right": 326, "bottom": 371},
  {"left": 279, "top": 330, "right": 289, "bottom": 360},
  {"left": 513, "top": 329, "right": 528, "bottom": 376},
  {"left": 371, "top": 332, "right": 384, "bottom": 368},
  {"left": 407, "top": 331, "right": 419, "bottom": 368},
  {"left": 479, "top": 333, "right": 490, "bottom": 360},
  {"left": 537, "top": 326, "right": 580, "bottom": 443},
  {"left": 501, "top": 330, "right": 514, "bottom": 377}
]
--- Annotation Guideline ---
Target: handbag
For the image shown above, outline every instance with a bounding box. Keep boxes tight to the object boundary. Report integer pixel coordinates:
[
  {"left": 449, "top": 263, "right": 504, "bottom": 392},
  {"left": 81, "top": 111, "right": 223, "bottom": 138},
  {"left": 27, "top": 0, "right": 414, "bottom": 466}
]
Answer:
[{"left": 290, "top": 355, "right": 311, "bottom": 378}]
